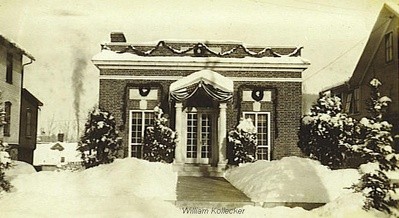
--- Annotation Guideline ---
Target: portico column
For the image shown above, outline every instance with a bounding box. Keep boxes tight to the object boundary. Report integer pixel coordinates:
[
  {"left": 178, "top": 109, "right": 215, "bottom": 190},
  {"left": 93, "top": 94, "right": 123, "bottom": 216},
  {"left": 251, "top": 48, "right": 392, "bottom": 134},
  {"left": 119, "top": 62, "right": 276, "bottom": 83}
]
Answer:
[
  {"left": 218, "top": 102, "right": 228, "bottom": 166},
  {"left": 174, "top": 102, "right": 184, "bottom": 163}
]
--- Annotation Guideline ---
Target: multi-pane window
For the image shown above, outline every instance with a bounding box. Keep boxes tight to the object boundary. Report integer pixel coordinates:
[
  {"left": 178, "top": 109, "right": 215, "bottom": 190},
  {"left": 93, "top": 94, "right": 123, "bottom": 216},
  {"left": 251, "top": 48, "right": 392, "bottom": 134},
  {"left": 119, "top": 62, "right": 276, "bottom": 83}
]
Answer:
[
  {"left": 200, "top": 113, "right": 212, "bottom": 159},
  {"left": 344, "top": 93, "right": 352, "bottom": 113},
  {"left": 186, "top": 113, "right": 198, "bottom": 158},
  {"left": 385, "top": 32, "right": 393, "bottom": 63},
  {"left": 186, "top": 112, "right": 212, "bottom": 161},
  {"left": 345, "top": 89, "right": 360, "bottom": 114},
  {"left": 6, "top": 52, "right": 13, "bottom": 84},
  {"left": 129, "top": 110, "right": 154, "bottom": 158},
  {"left": 3, "top": 102, "right": 11, "bottom": 136},
  {"left": 243, "top": 112, "right": 271, "bottom": 160}
]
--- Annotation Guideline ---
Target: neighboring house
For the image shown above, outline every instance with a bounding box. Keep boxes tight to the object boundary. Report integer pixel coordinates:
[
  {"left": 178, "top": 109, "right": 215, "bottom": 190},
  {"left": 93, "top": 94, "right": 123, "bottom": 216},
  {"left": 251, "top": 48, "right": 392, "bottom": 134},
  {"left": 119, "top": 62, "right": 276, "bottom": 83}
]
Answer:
[
  {"left": 33, "top": 135, "right": 81, "bottom": 171},
  {"left": 0, "top": 34, "right": 42, "bottom": 164},
  {"left": 92, "top": 32, "right": 309, "bottom": 175},
  {"left": 19, "top": 88, "right": 43, "bottom": 164},
  {"left": 323, "top": 3, "right": 399, "bottom": 140}
]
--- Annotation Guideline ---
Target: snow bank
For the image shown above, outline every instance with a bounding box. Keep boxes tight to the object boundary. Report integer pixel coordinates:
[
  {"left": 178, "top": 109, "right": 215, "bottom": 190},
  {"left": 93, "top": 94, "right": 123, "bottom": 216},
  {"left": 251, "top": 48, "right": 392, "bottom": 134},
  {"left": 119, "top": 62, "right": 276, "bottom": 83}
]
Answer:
[
  {"left": 10, "top": 158, "right": 176, "bottom": 199},
  {"left": 4, "top": 161, "right": 36, "bottom": 179},
  {"left": 314, "top": 193, "right": 388, "bottom": 218},
  {"left": 225, "top": 156, "right": 359, "bottom": 203},
  {"left": 0, "top": 158, "right": 179, "bottom": 218},
  {"left": 0, "top": 157, "right": 390, "bottom": 217}
]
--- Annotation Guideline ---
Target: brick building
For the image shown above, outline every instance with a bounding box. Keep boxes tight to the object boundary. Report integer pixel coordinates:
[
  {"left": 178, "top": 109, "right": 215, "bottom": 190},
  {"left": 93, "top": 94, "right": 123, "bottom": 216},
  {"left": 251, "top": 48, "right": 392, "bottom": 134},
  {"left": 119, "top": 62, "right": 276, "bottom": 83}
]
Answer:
[
  {"left": 92, "top": 32, "right": 309, "bottom": 175},
  {"left": 324, "top": 3, "right": 399, "bottom": 142},
  {"left": 0, "top": 34, "right": 42, "bottom": 164}
]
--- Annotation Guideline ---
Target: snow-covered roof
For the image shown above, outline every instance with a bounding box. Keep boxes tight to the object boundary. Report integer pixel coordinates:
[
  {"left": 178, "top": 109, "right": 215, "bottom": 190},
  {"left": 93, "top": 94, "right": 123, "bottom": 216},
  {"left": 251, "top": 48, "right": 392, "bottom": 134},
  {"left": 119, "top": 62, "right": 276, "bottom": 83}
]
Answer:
[
  {"left": 169, "top": 69, "right": 233, "bottom": 92},
  {"left": 92, "top": 49, "right": 310, "bottom": 71},
  {"left": 33, "top": 142, "right": 81, "bottom": 166},
  {"left": 0, "top": 34, "right": 35, "bottom": 61}
]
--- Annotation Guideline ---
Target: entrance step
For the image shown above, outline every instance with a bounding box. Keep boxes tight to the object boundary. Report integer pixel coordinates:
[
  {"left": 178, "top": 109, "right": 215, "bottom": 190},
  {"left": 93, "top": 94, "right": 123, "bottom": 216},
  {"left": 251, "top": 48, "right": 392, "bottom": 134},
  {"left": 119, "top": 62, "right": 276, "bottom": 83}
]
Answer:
[{"left": 174, "top": 164, "right": 225, "bottom": 177}]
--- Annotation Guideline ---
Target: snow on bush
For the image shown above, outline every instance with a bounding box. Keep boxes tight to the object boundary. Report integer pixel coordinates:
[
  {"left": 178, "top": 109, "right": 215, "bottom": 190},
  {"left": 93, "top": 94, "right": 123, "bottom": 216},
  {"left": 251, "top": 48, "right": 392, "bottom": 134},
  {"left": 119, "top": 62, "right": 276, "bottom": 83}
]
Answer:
[
  {"left": 352, "top": 79, "right": 399, "bottom": 216},
  {"left": 0, "top": 158, "right": 179, "bottom": 217},
  {"left": 0, "top": 143, "right": 12, "bottom": 192},
  {"left": 78, "top": 108, "right": 122, "bottom": 168},
  {"left": 298, "top": 93, "right": 358, "bottom": 169},
  {"left": 227, "top": 118, "right": 257, "bottom": 165},
  {"left": 225, "top": 156, "right": 359, "bottom": 203},
  {"left": 143, "top": 106, "right": 177, "bottom": 163}
]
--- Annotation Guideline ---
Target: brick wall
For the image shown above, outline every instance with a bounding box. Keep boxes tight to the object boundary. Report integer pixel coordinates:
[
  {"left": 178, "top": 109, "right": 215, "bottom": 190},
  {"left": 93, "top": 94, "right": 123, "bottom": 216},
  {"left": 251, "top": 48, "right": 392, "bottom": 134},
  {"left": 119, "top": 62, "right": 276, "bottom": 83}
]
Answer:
[
  {"left": 231, "top": 81, "right": 303, "bottom": 159},
  {"left": 99, "top": 73, "right": 303, "bottom": 159},
  {"left": 99, "top": 79, "right": 173, "bottom": 157},
  {"left": 100, "top": 68, "right": 301, "bottom": 78},
  {"left": 97, "top": 38, "right": 306, "bottom": 160}
]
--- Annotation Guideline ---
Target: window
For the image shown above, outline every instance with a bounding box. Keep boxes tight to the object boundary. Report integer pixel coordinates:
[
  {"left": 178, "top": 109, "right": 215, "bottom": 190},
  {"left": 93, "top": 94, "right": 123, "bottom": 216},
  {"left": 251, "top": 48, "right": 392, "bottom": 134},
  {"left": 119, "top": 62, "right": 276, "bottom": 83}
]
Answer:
[
  {"left": 353, "top": 88, "right": 360, "bottom": 114},
  {"left": 26, "top": 109, "right": 32, "bottom": 137},
  {"left": 3, "top": 102, "right": 11, "bottom": 136},
  {"left": 129, "top": 110, "right": 154, "bottom": 158},
  {"left": 6, "top": 52, "right": 13, "bottom": 84},
  {"left": 344, "top": 93, "right": 352, "bottom": 113},
  {"left": 243, "top": 112, "right": 271, "bottom": 161},
  {"left": 385, "top": 32, "right": 393, "bottom": 63},
  {"left": 344, "top": 89, "right": 360, "bottom": 114}
]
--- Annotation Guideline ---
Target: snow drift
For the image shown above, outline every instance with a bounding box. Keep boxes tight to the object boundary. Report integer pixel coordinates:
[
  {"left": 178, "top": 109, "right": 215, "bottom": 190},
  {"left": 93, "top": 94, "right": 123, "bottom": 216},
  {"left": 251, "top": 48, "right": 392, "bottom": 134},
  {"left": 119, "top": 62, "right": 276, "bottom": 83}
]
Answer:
[
  {"left": 0, "top": 158, "right": 179, "bottom": 218},
  {"left": 225, "top": 156, "right": 360, "bottom": 203}
]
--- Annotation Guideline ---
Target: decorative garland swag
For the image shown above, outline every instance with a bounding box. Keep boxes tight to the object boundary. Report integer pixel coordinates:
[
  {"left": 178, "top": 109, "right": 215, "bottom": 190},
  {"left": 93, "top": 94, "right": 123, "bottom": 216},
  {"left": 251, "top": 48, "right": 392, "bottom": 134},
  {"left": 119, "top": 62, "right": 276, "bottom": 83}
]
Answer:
[{"left": 106, "top": 41, "right": 303, "bottom": 58}]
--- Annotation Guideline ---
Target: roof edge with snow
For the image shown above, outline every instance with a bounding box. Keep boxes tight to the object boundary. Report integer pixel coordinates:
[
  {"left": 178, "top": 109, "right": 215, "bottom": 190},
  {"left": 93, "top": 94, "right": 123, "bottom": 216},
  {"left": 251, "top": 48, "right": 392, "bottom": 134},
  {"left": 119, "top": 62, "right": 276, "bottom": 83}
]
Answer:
[{"left": 0, "top": 34, "right": 35, "bottom": 61}]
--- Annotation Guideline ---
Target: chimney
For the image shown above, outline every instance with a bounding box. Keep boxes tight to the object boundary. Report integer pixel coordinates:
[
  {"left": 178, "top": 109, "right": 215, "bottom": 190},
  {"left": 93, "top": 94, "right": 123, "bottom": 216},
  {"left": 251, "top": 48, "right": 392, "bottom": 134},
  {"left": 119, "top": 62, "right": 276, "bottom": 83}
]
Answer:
[
  {"left": 57, "top": 133, "right": 64, "bottom": 142},
  {"left": 110, "top": 32, "right": 126, "bottom": 43}
]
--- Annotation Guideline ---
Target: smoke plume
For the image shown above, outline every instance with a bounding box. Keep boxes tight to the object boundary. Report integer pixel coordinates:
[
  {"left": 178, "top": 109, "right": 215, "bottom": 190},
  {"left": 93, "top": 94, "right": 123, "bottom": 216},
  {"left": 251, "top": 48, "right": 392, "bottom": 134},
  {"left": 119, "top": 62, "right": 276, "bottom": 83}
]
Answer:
[{"left": 72, "top": 50, "right": 87, "bottom": 140}]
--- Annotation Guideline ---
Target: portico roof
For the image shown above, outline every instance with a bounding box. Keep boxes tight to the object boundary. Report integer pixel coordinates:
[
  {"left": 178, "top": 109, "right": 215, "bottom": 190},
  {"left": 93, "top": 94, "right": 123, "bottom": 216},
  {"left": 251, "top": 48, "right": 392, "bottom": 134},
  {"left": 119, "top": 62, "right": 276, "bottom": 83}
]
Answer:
[
  {"left": 169, "top": 70, "right": 233, "bottom": 102},
  {"left": 170, "top": 69, "right": 233, "bottom": 92}
]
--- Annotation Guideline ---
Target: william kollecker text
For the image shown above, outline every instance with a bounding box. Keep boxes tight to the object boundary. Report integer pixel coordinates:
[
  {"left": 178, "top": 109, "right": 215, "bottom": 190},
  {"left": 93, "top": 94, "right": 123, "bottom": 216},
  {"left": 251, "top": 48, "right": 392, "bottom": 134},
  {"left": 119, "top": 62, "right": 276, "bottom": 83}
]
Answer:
[{"left": 181, "top": 207, "right": 245, "bottom": 215}]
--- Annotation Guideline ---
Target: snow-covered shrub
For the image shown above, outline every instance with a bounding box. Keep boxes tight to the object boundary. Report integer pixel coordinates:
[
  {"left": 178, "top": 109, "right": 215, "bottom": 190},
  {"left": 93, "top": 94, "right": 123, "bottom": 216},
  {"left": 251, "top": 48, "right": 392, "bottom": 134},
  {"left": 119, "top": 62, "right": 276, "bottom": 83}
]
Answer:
[
  {"left": 228, "top": 118, "right": 257, "bottom": 165},
  {"left": 143, "top": 106, "right": 177, "bottom": 163},
  {"left": 352, "top": 79, "right": 399, "bottom": 216},
  {"left": 298, "top": 93, "right": 357, "bottom": 169},
  {"left": 0, "top": 142, "right": 12, "bottom": 192},
  {"left": 78, "top": 108, "right": 122, "bottom": 169}
]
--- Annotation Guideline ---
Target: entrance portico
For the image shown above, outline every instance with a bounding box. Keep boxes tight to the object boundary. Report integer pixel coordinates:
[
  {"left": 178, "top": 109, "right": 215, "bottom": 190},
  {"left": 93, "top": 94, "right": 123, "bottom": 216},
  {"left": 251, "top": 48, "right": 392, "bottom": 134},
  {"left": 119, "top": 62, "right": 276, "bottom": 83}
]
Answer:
[{"left": 170, "top": 70, "right": 233, "bottom": 168}]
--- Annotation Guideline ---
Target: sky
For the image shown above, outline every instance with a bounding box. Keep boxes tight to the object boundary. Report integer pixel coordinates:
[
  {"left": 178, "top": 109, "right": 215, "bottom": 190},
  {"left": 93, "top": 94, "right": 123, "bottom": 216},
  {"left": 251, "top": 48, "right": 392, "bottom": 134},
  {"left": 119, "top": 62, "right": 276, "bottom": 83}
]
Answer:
[{"left": 0, "top": 0, "right": 392, "bottom": 141}]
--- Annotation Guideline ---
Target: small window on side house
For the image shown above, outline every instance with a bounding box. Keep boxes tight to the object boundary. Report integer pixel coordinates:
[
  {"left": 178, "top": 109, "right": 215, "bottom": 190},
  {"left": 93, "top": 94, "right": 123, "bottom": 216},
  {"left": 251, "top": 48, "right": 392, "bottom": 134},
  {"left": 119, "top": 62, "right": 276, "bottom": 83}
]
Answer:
[
  {"left": 6, "top": 53, "right": 13, "bottom": 84},
  {"left": 385, "top": 32, "right": 393, "bottom": 63},
  {"left": 344, "top": 93, "right": 352, "bottom": 113}
]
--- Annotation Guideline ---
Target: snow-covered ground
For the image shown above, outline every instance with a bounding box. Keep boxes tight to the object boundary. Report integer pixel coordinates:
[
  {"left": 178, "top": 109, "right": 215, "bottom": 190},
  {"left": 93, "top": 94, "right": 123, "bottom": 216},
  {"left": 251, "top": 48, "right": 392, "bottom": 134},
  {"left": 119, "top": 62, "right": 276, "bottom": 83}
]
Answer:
[
  {"left": 1, "top": 159, "right": 179, "bottom": 218},
  {"left": 225, "top": 156, "right": 359, "bottom": 203},
  {"left": 0, "top": 157, "right": 390, "bottom": 218}
]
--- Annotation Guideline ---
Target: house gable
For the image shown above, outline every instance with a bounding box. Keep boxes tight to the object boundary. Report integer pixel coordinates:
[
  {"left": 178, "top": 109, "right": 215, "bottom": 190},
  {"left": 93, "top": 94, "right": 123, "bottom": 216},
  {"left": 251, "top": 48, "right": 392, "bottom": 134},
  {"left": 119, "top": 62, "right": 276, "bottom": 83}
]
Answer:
[{"left": 350, "top": 3, "right": 399, "bottom": 87}]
